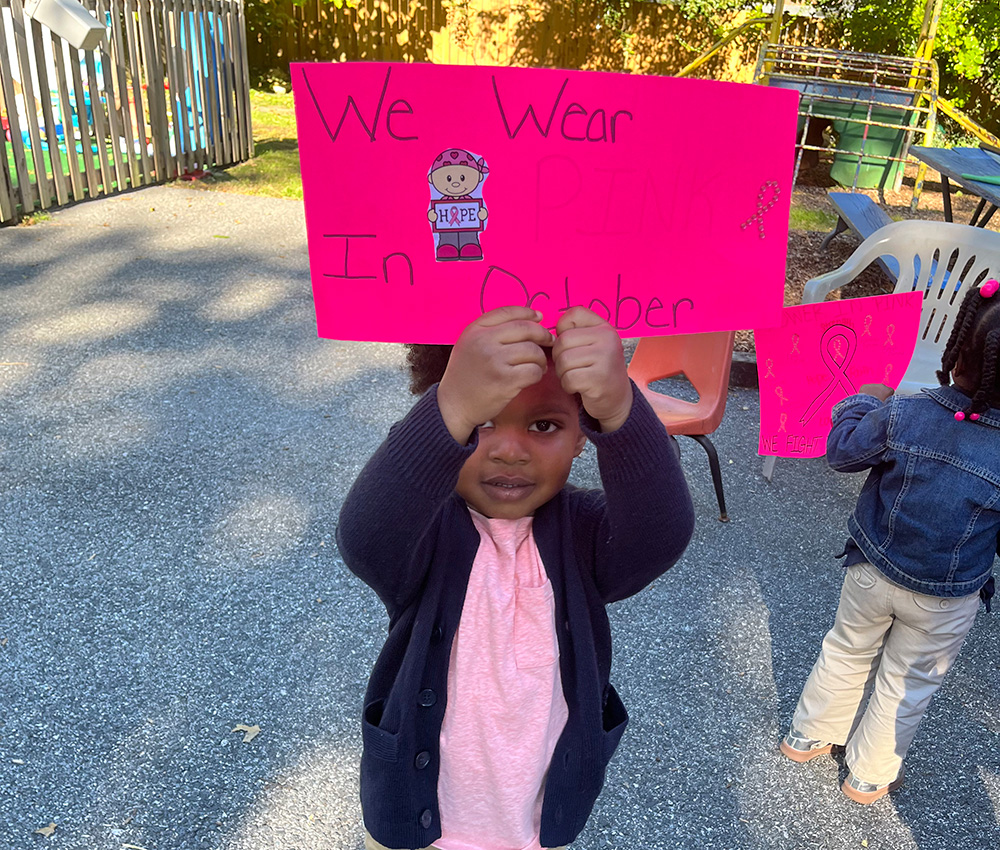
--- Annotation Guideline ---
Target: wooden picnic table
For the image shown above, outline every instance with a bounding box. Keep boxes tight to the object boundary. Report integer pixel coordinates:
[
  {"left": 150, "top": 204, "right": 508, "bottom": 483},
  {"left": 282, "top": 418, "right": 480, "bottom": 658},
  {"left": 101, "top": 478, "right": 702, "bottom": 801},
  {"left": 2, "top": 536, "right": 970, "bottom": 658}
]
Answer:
[{"left": 910, "top": 145, "right": 1000, "bottom": 228}]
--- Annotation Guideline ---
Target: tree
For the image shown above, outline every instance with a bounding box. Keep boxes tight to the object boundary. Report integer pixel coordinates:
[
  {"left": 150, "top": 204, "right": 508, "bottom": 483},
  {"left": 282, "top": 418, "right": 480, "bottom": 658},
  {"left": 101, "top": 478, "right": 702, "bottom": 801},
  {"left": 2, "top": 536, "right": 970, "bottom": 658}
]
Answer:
[{"left": 813, "top": 0, "right": 1000, "bottom": 136}]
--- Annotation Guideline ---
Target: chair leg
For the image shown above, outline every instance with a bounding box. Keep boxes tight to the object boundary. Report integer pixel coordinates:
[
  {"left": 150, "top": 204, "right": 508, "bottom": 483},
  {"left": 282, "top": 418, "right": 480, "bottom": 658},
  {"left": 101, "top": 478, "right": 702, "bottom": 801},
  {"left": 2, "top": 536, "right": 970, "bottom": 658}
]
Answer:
[{"left": 687, "top": 434, "right": 729, "bottom": 522}]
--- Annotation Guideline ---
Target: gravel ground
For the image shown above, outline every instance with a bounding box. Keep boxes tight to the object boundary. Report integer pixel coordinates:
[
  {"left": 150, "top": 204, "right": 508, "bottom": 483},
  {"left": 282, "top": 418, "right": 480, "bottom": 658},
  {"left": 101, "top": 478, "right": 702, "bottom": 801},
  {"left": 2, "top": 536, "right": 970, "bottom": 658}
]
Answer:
[{"left": 0, "top": 186, "right": 997, "bottom": 850}]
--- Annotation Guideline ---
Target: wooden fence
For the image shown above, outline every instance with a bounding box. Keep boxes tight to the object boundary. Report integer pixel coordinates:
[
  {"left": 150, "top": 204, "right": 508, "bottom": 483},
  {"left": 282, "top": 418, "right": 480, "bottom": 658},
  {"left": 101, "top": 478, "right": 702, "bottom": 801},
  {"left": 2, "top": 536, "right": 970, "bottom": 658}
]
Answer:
[
  {"left": 246, "top": 0, "right": 828, "bottom": 85},
  {"left": 0, "top": 0, "right": 253, "bottom": 224}
]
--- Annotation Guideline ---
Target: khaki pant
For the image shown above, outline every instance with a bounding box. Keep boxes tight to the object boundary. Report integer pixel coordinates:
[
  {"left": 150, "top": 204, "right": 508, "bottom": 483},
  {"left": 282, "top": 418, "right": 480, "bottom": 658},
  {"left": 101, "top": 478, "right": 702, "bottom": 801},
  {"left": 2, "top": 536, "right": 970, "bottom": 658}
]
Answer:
[
  {"left": 364, "top": 828, "right": 567, "bottom": 850},
  {"left": 792, "top": 562, "right": 980, "bottom": 785}
]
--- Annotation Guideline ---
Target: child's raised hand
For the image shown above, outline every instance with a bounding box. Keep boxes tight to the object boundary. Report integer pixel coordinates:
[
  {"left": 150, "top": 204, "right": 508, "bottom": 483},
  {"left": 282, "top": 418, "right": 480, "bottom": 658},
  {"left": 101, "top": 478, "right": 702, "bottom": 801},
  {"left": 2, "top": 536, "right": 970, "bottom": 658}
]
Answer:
[
  {"left": 859, "top": 383, "right": 894, "bottom": 402},
  {"left": 437, "top": 306, "right": 554, "bottom": 443},
  {"left": 553, "top": 307, "right": 632, "bottom": 432}
]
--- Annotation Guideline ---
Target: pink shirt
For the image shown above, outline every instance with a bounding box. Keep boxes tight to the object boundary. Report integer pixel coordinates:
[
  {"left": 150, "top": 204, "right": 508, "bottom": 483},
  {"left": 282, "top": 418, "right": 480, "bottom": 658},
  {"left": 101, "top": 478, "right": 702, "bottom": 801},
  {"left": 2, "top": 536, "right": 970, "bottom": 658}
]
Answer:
[{"left": 436, "top": 511, "right": 569, "bottom": 850}]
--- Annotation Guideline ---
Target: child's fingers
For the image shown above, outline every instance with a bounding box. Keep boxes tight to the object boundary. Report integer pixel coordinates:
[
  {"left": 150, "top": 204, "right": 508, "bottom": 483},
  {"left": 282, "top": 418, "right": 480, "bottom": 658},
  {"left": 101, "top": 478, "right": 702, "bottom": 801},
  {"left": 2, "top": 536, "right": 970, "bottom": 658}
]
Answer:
[
  {"left": 476, "top": 305, "right": 544, "bottom": 328},
  {"left": 555, "top": 305, "right": 607, "bottom": 335},
  {"left": 472, "top": 306, "right": 553, "bottom": 349},
  {"left": 501, "top": 339, "right": 550, "bottom": 368}
]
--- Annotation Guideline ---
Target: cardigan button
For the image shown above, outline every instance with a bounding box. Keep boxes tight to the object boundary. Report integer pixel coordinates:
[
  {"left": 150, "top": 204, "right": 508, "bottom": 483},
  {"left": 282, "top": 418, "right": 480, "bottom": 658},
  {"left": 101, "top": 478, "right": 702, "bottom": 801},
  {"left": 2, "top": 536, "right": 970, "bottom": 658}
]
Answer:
[
  {"left": 415, "top": 751, "right": 431, "bottom": 769},
  {"left": 563, "top": 619, "right": 570, "bottom": 632},
  {"left": 419, "top": 809, "right": 433, "bottom": 829},
  {"left": 417, "top": 689, "right": 437, "bottom": 707},
  {"left": 431, "top": 625, "right": 444, "bottom": 643}
]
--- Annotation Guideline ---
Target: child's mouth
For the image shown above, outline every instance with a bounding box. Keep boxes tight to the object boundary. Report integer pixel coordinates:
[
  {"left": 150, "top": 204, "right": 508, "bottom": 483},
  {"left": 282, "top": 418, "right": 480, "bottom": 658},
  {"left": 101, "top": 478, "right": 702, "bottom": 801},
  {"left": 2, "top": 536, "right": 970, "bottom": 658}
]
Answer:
[{"left": 482, "top": 477, "right": 533, "bottom": 499}]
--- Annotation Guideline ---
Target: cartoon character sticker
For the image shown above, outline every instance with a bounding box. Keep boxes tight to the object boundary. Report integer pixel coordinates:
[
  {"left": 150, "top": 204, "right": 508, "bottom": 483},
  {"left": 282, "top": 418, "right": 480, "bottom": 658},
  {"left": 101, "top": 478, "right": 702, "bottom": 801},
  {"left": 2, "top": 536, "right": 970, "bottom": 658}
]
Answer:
[{"left": 427, "top": 149, "right": 489, "bottom": 261}]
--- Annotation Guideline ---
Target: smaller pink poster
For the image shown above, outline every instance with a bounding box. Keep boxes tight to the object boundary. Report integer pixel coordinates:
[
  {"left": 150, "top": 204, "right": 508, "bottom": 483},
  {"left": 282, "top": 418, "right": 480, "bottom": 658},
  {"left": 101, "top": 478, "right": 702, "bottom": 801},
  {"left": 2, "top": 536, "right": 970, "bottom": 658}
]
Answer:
[{"left": 755, "top": 292, "right": 922, "bottom": 458}]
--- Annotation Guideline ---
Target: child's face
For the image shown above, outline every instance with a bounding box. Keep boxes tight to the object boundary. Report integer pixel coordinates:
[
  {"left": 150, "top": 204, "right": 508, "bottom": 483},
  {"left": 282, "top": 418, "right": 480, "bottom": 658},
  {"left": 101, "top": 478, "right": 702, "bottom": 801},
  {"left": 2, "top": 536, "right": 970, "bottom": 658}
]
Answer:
[
  {"left": 456, "top": 367, "right": 586, "bottom": 519},
  {"left": 430, "top": 165, "right": 482, "bottom": 197}
]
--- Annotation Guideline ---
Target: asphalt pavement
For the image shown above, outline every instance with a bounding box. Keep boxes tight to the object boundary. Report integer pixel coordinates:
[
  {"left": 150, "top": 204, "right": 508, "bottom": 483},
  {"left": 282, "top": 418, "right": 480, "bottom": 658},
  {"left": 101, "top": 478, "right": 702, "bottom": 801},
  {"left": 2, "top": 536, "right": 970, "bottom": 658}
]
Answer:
[{"left": 1, "top": 186, "right": 997, "bottom": 850}]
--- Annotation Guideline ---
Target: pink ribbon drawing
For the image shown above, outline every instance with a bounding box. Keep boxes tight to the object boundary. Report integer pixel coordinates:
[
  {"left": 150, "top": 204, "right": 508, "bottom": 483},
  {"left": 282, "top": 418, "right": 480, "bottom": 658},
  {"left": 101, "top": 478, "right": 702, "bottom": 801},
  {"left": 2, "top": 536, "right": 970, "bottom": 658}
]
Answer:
[
  {"left": 800, "top": 323, "right": 858, "bottom": 426},
  {"left": 448, "top": 206, "right": 461, "bottom": 226},
  {"left": 885, "top": 323, "right": 895, "bottom": 346},
  {"left": 775, "top": 386, "right": 789, "bottom": 406},
  {"left": 741, "top": 181, "right": 780, "bottom": 240}
]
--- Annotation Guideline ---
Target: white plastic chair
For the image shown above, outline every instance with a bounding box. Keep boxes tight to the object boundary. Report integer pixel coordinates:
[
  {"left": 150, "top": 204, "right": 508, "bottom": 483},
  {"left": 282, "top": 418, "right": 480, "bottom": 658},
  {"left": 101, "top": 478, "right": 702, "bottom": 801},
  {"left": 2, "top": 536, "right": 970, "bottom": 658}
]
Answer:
[{"left": 763, "top": 219, "right": 1000, "bottom": 481}]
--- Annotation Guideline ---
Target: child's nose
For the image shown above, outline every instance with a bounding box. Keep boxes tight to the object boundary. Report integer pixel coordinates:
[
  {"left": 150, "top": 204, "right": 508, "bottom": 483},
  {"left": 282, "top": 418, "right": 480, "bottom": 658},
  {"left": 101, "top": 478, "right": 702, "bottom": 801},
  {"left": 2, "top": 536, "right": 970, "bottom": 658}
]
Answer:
[{"left": 486, "top": 428, "right": 530, "bottom": 464}]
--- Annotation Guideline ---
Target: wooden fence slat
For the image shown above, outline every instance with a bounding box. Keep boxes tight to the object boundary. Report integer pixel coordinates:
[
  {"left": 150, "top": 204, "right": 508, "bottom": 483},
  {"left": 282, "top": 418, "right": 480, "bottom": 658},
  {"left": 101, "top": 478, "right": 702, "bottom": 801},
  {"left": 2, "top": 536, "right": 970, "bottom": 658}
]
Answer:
[
  {"left": 103, "top": 0, "right": 139, "bottom": 186},
  {"left": 190, "top": 0, "right": 214, "bottom": 166},
  {"left": 50, "top": 32, "right": 86, "bottom": 201},
  {"left": 98, "top": 0, "right": 139, "bottom": 189},
  {"left": 121, "top": 0, "right": 153, "bottom": 183},
  {"left": 217, "top": 0, "right": 234, "bottom": 161},
  {"left": 10, "top": 0, "right": 54, "bottom": 208},
  {"left": 198, "top": 0, "right": 222, "bottom": 167},
  {"left": 232, "top": 0, "right": 251, "bottom": 160},
  {"left": 29, "top": 17, "right": 68, "bottom": 206},
  {"left": 221, "top": 0, "right": 239, "bottom": 162},
  {"left": 68, "top": 45, "right": 100, "bottom": 196},
  {"left": 0, "top": 135, "right": 15, "bottom": 221},
  {"left": 211, "top": 0, "right": 231, "bottom": 165},
  {"left": 1, "top": 0, "right": 37, "bottom": 212},
  {"left": 137, "top": 0, "right": 169, "bottom": 179},
  {"left": 82, "top": 50, "right": 114, "bottom": 192},
  {"left": 80, "top": 1, "right": 124, "bottom": 192},
  {"left": 131, "top": 0, "right": 153, "bottom": 176},
  {"left": 162, "top": 0, "right": 189, "bottom": 175},
  {"left": 0, "top": 72, "right": 18, "bottom": 222},
  {"left": 189, "top": 0, "right": 210, "bottom": 164}
]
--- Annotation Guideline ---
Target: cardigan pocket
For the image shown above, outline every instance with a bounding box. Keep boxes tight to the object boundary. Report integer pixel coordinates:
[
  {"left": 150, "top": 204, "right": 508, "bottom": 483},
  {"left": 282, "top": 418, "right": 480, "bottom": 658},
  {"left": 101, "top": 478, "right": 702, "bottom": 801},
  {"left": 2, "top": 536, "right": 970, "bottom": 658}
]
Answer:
[
  {"left": 601, "top": 684, "right": 629, "bottom": 762},
  {"left": 362, "top": 699, "right": 400, "bottom": 762}
]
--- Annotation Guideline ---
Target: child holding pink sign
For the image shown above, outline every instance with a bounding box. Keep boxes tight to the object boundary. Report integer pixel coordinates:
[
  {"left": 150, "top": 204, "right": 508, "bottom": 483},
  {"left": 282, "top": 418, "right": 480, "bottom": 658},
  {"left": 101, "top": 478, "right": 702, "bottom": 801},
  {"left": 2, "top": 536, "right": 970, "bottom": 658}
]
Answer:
[
  {"left": 781, "top": 280, "right": 1000, "bottom": 804},
  {"left": 337, "top": 305, "right": 693, "bottom": 849}
]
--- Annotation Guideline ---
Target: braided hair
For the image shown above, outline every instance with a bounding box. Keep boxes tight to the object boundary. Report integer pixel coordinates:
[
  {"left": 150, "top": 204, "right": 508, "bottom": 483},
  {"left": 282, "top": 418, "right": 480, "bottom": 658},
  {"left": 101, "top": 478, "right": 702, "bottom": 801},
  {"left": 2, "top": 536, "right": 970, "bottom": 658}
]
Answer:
[{"left": 937, "top": 279, "right": 1000, "bottom": 420}]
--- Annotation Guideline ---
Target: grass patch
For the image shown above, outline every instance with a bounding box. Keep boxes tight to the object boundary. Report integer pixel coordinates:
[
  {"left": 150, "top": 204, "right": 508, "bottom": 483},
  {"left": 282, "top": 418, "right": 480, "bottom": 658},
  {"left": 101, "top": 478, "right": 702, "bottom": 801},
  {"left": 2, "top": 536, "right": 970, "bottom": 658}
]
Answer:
[
  {"left": 189, "top": 90, "right": 303, "bottom": 199},
  {"left": 789, "top": 206, "right": 837, "bottom": 231}
]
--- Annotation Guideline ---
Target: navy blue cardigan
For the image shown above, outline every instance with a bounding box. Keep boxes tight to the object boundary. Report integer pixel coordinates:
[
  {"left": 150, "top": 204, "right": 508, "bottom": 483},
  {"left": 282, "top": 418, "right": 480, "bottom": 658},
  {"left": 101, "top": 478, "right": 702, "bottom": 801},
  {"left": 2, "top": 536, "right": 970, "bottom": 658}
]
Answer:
[{"left": 336, "top": 382, "right": 694, "bottom": 848}]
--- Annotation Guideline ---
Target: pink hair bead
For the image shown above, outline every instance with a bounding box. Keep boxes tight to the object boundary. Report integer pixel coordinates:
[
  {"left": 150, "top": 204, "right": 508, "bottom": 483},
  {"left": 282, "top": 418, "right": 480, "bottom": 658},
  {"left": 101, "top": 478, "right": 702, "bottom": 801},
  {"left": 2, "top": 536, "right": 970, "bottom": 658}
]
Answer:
[
  {"left": 955, "top": 411, "right": 966, "bottom": 421},
  {"left": 981, "top": 279, "right": 999, "bottom": 298},
  {"left": 971, "top": 413, "right": 981, "bottom": 421}
]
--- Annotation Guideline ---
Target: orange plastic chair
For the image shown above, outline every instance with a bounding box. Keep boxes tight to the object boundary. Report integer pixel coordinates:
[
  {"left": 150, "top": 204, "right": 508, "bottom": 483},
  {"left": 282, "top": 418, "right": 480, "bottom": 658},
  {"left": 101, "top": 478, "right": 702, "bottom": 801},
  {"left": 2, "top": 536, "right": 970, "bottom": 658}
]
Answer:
[{"left": 627, "top": 330, "right": 736, "bottom": 521}]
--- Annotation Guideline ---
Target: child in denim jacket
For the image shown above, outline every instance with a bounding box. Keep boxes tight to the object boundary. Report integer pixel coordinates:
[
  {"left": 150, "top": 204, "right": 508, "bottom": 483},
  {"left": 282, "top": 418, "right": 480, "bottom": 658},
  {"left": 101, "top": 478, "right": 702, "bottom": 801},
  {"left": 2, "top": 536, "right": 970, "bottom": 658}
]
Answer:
[{"left": 781, "top": 279, "right": 1000, "bottom": 804}]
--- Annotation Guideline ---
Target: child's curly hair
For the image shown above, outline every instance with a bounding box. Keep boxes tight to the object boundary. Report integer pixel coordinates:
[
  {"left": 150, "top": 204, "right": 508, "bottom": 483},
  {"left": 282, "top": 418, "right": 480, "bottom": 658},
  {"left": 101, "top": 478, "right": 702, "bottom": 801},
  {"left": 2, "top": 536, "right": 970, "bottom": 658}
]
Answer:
[
  {"left": 937, "top": 280, "right": 1000, "bottom": 417},
  {"left": 404, "top": 344, "right": 454, "bottom": 395}
]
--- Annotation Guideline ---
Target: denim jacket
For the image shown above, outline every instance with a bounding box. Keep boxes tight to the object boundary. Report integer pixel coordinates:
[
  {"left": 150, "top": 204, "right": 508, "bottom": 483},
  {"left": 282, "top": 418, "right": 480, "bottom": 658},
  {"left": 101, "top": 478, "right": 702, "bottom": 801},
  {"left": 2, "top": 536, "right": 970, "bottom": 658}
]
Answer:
[{"left": 827, "top": 385, "right": 1000, "bottom": 598}]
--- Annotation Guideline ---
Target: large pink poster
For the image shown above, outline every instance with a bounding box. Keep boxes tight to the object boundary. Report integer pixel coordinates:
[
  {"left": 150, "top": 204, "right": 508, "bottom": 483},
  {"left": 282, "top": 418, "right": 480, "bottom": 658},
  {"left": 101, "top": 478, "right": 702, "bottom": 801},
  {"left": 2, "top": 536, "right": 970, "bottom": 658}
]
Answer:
[
  {"left": 755, "top": 292, "right": 923, "bottom": 458},
  {"left": 292, "top": 62, "right": 799, "bottom": 343}
]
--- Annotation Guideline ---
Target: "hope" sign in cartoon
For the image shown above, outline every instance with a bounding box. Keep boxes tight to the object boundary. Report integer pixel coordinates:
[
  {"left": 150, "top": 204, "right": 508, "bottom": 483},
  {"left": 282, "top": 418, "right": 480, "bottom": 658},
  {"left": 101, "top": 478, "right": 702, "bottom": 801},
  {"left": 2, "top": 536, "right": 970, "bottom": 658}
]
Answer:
[{"left": 293, "top": 62, "right": 799, "bottom": 343}]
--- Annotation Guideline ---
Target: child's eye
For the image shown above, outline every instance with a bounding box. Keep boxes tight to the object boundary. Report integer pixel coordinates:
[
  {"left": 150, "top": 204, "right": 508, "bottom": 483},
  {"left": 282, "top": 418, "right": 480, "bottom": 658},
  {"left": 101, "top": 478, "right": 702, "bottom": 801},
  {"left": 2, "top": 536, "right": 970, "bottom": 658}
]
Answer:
[
  {"left": 529, "top": 420, "right": 560, "bottom": 433},
  {"left": 460, "top": 175, "right": 466, "bottom": 181},
  {"left": 478, "top": 420, "right": 495, "bottom": 430}
]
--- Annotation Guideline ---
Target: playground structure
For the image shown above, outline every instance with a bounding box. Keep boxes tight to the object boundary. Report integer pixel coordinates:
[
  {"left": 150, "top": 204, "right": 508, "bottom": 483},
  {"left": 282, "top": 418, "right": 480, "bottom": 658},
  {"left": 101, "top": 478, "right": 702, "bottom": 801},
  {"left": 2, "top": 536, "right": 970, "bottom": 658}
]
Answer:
[
  {"left": 678, "top": 0, "right": 999, "bottom": 208},
  {"left": 753, "top": 44, "right": 937, "bottom": 199},
  {"left": 0, "top": 0, "right": 253, "bottom": 225}
]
